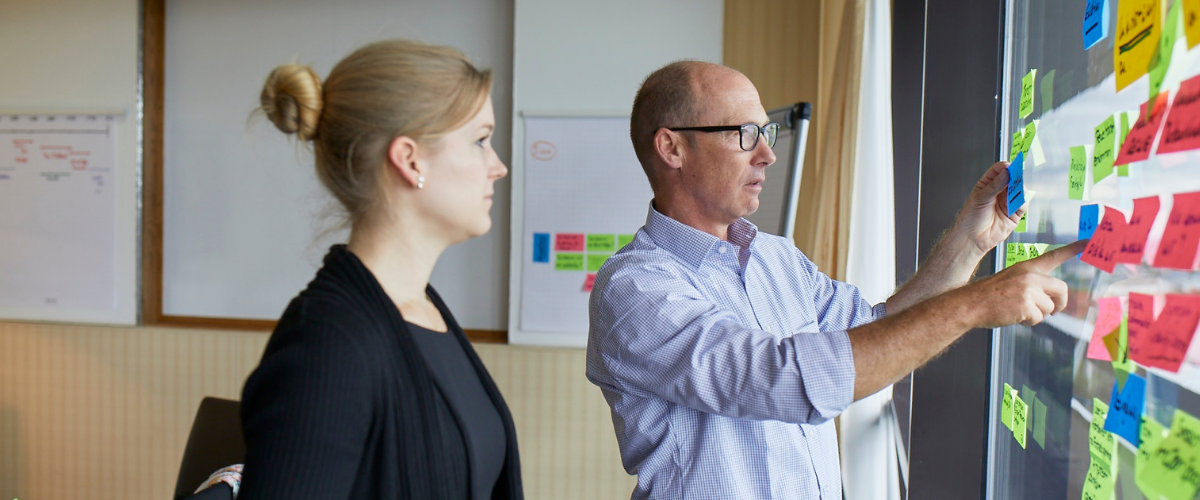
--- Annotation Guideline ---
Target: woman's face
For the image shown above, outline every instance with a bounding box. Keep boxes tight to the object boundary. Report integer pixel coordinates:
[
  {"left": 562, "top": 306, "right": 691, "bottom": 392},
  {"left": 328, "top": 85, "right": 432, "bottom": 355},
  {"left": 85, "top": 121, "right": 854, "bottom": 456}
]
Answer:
[{"left": 419, "top": 95, "right": 508, "bottom": 242}]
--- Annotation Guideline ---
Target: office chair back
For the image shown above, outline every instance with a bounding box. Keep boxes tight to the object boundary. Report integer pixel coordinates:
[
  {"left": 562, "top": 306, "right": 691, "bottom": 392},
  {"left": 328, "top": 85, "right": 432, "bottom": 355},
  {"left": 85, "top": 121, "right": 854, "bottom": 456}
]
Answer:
[{"left": 174, "top": 397, "right": 245, "bottom": 500}]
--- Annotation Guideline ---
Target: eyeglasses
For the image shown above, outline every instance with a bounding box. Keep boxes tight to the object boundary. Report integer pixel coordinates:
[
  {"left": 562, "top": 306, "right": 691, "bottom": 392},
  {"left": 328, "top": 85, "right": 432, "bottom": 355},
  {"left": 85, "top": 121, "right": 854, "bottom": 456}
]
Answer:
[{"left": 667, "top": 122, "right": 781, "bottom": 151}]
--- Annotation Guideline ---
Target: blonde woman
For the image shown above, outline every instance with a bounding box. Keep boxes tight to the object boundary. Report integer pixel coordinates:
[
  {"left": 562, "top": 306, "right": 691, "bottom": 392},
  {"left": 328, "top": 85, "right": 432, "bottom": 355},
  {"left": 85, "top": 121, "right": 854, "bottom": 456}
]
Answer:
[{"left": 239, "top": 40, "right": 521, "bottom": 499}]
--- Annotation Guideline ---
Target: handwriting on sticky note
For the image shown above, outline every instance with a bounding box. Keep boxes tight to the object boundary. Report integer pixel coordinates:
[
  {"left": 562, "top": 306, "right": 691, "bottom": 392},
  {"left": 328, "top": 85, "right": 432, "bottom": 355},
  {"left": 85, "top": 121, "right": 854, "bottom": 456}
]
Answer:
[
  {"left": 1116, "top": 195, "right": 1162, "bottom": 264},
  {"left": 1082, "top": 206, "right": 1128, "bottom": 273},
  {"left": 1069, "top": 146, "right": 1088, "bottom": 200},
  {"left": 1161, "top": 75, "right": 1200, "bottom": 155},
  {"left": 1020, "top": 70, "right": 1036, "bottom": 119},
  {"left": 1128, "top": 292, "right": 1163, "bottom": 365},
  {"left": 1088, "top": 297, "right": 1124, "bottom": 361},
  {"left": 1006, "top": 243, "right": 1020, "bottom": 268},
  {"left": 1094, "top": 116, "right": 1116, "bottom": 183},
  {"left": 1118, "top": 111, "right": 1133, "bottom": 177},
  {"left": 1137, "top": 416, "right": 1168, "bottom": 500},
  {"left": 1142, "top": 294, "right": 1200, "bottom": 373},
  {"left": 1117, "top": 92, "right": 1170, "bottom": 165},
  {"left": 583, "top": 273, "right": 596, "bottom": 292},
  {"left": 586, "top": 253, "right": 611, "bottom": 272},
  {"left": 1022, "top": 122, "right": 1037, "bottom": 153},
  {"left": 1002, "top": 383, "right": 1015, "bottom": 430},
  {"left": 1104, "top": 372, "right": 1146, "bottom": 447},
  {"left": 1084, "top": 0, "right": 1111, "bottom": 49},
  {"left": 1010, "top": 131, "right": 1024, "bottom": 162},
  {"left": 555, "top": 252, "right": 584, "bottom": 271},
  {"left": 1155, "top": 191, "right": 1200, "bottom": 269},
  {"left": 1006, "top": 152, "right": 1025, "bottom": 217},
  {"left": 1082, "top": 458, "right": 1116, "bottom": 500},
  {"left": 1012, "top": 395, "right": 1028, "bottom": 449},
  {"left": 555, "top": 233, "right": 585, "bottom": 252},
  {"left": 586, "top": 234, "right": 616, "bottom": 252},
  {"left": 1115, "top": 0, "right": 1161, "bottom": 92},
  {"left": 1090, "top": 398, "right": 1117, "bottom": 466},
  {"left": 1143, "top": 410, "right": 1200, "bottom": 500}
]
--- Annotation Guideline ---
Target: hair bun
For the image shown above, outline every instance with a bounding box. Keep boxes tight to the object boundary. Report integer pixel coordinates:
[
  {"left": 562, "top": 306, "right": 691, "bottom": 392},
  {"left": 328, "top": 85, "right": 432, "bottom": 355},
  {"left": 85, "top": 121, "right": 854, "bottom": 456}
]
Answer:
[{"left": 261, "top": 64, "right": 323, "bottom": 140}]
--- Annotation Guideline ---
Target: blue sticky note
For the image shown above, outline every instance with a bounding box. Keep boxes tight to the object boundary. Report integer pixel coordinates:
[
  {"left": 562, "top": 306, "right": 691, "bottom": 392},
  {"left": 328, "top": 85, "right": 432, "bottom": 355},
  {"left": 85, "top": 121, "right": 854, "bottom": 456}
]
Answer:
[
  {"left": 1006, "top": 152, "right": 1025, "bottom": 217},
  {"left": 1103, "top": 372, "right": 1146, "bottom": 447},
  {"left": 1079, "top": 204, "right": 1099, "bottom": 240},
  {"left": 533, "top": 233, "right": 550, "bottom": 263},
  {"left": 1082, "top": 0, "right": 1110, "bottom": 50}
]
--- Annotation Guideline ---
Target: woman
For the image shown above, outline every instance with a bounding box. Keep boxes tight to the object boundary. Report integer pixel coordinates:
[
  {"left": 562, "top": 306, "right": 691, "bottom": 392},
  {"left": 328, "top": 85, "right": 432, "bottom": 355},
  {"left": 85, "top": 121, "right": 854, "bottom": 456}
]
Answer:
[{"left": 239, "top": 39, "right": 521, "bottom": 500}]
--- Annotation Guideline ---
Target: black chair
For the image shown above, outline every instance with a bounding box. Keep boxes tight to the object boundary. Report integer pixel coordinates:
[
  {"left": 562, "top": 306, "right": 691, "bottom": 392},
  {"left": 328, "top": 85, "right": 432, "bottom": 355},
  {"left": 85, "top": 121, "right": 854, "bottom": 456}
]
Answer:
[{"left": 174, "top": 397, "right": 245, "bottom": 500}]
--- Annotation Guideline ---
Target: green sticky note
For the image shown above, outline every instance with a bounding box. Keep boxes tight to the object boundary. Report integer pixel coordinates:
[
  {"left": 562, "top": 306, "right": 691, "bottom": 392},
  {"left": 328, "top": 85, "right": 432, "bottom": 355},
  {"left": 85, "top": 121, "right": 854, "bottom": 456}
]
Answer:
[
  {"left": 1035, "top": 243, "right": 1049, "bottom": 255},
  {"left": 1015, "top": 214, "right": 1028, "bottom": 233},
  {"left": 586, "top": 253, "right": 611, "bottom": 272},
  {"left": 1012, "top": 395, "right": 1028, "bottom": 449},
  {"left": 1014, "top": 242, "right": 1029, "bottom": 263},
  {"left": 1001, "top": 383, "right": 1015, "bottom": 430},
  {"left": 1090, "top": 398, "right": 1117, "bottom": 467},
  {"left": 1142, "top": 410, "right": 1200, "bottom": 500},
  {"left": 1025, "top": 242, "right": 1041, "bottom": 258},
  {"left": 1069, "top": 145, "right": 1087, "bottom": 200},
  {"left": 1149, "top": 0, "right": 1181, "bottom": 100},
  {"left": 1040, "top": 69, "right": 1056, "bottom": 114},
  {"left": 1138, "top": 416, "right": 1169, "bottom": 500},
  {"left": 617, "top": 234, "right": 636, "bottom": 248},
  {"left": 1005, "top": 243, "right": 1019, "bottom": 267},
  {"left": 1113, "top": 318, "right": 1136, "bottom": 388},
  {"left": 1010, "top": 130, "right": 1024, "bottom": 162},
  {"left": 1020, "top": 69, "right": 1036, "bottom": 118},
  {"left": 1022, "top": 121, "right": 1037, "bottom": 153},
  {"left": 1033, "top": 397, "right": 1048, "bottom": 449},
  {"left": 1082, "top": 458, "right": 1117, "bottom": 500},
  {"left": 555, "top": 252, "right": 584, "bottom": 271},
  {"left": 1093, "top": 116, "right": 1116, "bottom": 183},
  {"left": 1118, "top": 112, "right": 1132, "bottom": 177},
  {"left": 586, "top": 234, "right": 616, "bottom": 252}
]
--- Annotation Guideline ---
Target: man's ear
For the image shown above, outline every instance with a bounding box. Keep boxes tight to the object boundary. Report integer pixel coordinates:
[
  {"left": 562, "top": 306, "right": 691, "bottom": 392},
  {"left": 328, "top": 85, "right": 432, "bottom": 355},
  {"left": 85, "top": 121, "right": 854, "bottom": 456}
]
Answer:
[
  {"left": 386, "top": 135, "right": 424, "bottom": 189},
  {"left": 653, "top": 128, "right": 687, "bottom": 171}
]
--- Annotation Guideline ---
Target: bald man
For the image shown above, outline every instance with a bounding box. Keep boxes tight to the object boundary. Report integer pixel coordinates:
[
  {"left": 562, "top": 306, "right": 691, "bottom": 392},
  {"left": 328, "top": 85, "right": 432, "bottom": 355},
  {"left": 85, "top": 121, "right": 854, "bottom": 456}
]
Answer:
[{"left": 585, "top": 61, "right": 1083, "bottom": 499}]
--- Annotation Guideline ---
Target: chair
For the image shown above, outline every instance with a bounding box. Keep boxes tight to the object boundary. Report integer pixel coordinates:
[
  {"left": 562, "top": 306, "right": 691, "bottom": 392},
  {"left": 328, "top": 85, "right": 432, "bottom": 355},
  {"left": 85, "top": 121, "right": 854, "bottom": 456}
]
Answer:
[{"left": 174, "top": 397, "right": 245, "bottom": 500}]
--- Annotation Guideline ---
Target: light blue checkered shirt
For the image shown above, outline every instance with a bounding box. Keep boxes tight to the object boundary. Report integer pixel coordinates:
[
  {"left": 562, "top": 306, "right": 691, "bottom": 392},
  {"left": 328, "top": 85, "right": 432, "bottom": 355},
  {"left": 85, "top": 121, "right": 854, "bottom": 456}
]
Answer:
[{"left": 587, "top": 204, "right": 887, "bottom": 499}]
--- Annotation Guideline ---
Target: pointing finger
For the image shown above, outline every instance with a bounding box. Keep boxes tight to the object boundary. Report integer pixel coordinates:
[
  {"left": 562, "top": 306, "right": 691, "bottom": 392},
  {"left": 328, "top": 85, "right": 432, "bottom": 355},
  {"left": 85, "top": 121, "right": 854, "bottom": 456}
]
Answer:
[{"left": 1025, "top": 239, "right": 1088, "bottom": 273}]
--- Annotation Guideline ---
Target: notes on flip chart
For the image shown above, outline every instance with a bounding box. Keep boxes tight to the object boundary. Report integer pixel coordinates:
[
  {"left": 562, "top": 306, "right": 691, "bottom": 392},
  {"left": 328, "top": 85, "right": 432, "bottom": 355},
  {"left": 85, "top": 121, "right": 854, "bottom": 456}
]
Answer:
[
  {"left": 1154, "top": 191, "right": 1200, "bottom": 269},
  {"left": 1020, "top": 70, "right": 1036, "bottom": 119},
  {"left": 1083, "top": 0, "right": 1111, "bottom": 49},
  {"left": 1082, "top": 205, "right": 1127, "bottom": 272},
  {"left": 555, "top": 233, "right": 585, "bottom": 252},
  {"left": 1012, "top": 394, "right": 1028, "bottom": 448},
  {"left": 1141, "top": 410, "right": 1200, "bottom": 500},
  {"left": 1006, "top": 152, "right": 1025, "bottom": 217},
  {"left": 586, "top": 253, "right": 610, "bottom": 272},
  {"left": 1142, "top": 294, "right": 1200, "bottom": 373},
  {"left": 1104, "top": 372, "right": 1146, "bottom": 446},
  {"left": 1115, "top": 0, "right": 1161, "bottom": 92},
  {"left": 1069, "top": 145, "right": 1089, "bottom": 200},
  {"left": 1088, "top": 297, "right": 1125, "bottom": 361},
  {"left": 586, "top": 234, "right": 616, "bottom": 252},
  {"left": 555, "top": 253, "right": 584, "bottom": 271},
  {"left": 1161, "top": 75, "right": 1200, "bottom": 154},
  {"left": 1117, "top": 195, "right": 1162, "bottom": 264},
  {"left": 1116, "top": 92, "right": 1170, "bottom": 165},
  {"left": 533, "top": 233, "right": 551, "bottom": 263},
  {"left": 1094, "top": 116, "right": 1117, "bottom": 183},
  {"left": 1150, "top": 0, "right": 1181, "bottom": 99},
  {"left": 1137, "top": 416, "right": 1169, "bottom": 500}
]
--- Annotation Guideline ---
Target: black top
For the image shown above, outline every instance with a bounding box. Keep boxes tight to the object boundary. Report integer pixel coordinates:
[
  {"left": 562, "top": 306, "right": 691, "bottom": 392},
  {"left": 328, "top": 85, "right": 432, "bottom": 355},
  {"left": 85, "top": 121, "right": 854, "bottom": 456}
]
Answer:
[
  {"left": 407, "top": 322, "right": 507, "bottom": 499},
  {"left": 239, "top": 245, "right": 522, "bottom": 500}
]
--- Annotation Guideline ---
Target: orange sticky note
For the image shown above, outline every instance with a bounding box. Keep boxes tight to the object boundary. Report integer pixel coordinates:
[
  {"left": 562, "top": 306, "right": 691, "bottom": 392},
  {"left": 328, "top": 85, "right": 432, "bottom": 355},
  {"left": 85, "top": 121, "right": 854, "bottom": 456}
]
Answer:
[
  {"left": 1159, "top": 75, "right": 1200, "bottom": 154},
  {"left": 1142, "top": 294, "right": 1200, "bottom": 373},
  {"left": 1129, "top": 292, "right": 1165, "bottom": 365},
  {"left": 1088, "top": 297, "right": 1126, "bottom": 361},
  {"left": 1116, "top": 195, "right": 1162, "bottom": 264},
  {"left": 1154, "top": 191, "right": 1200, "bottom": 270},
  {"left": 1116, "top": 92, "right": 1170, "bottom": 165},
  {"left": 1082, "top": 206, "right": 1129, "bottom": 273}
]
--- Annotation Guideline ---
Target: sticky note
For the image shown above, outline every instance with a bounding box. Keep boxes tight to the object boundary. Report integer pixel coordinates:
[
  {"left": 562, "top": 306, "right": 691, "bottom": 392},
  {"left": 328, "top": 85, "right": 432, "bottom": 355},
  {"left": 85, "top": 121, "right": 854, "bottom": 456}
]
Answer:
[
  {"left": 1103, "top": 327, "right": 1123, "bottom": 361},
  {"left": 1137, "top": 416, "right": 1169, "bottom": 500},
  {"left": 1093, "top": 116, "right": 1116, "bottom": 183},
  {"left": 1187, "top": 0, "right": 1200, "bottom": 49},
  {"left": 586, "top": 234, "right": 616, "bottom": 252},
  {"left": 1104, "top": 373, "right": 1146, "bottom": 446},
  {"left": 1069, "top": 146, "right": 1088, "bottom": 200},
  {"left": 1006, "top": 152, "right": 1025, "bottom": 217},
  {"left": 1082, "top": 458, "right": 1117, "bottom": 500},
  {"left": 532, "top": 233, "right": 551, "bottom": 263},
  {"left": 1087, "top": 297, "right": 1125, "bottom": 361},
  {"left": 1083, "top": 0, "right": 1111, "bottom": 49},
  {"left": 1025, "top": 242, "right": 1039, "bottom": 258},
  {"left": 1119, "top": 111, "right": 1133, "bottom": 176},
  {"left": 583, "top": 273, "right": 596, "bottom": 292},
  {"left": 555, "top": 233, "right": 585, "bottom": 252},
  {"left": 1002, "top": 383, "right": 1015, "bottom": 430},
  {"left": 1020, "top": 70, "right": 1036, "bottom": 118},
  {"left": 1082, "top": 205, "right": 1128, "bottom": 273},
  {"left": 1114, "top": 195, "right": 1161, "bottom": 264},
  {"left": 1012, "top": 394, "right": 1028, "bottom": 449},
  {"left": 1040, "top": 69, "right": 1056, "bottom": 114},
  {"left": 1090, "top": 398, "right": 1117, "bottom": 467},
  {"left": 1015, "top": 214, "right": 1027, "bottom": 233},
  {"left": 1006, "top": 243, "right": 1019, "bottom": 268},
  {"left": 1033, "top": 397, "right": 1048, "bottom": 449},
  {"left": 1154, "top": 191, "right": 1200, "bottom": 270},
  {"left": 1014, "top": 242, "right": 1029, "bottom": 263},
  {"left": 1159, "top": 74, "right": 1200, "bottom": 154},
  {"left": 1010, "top": 130, "right": 1024, "bottom": 162},
  {"left": 1029, "top": 130, "right": 1047, "bottom": 166},
  {"left": 1115, "top": 0, "right": 1161, "bottom": 92},
  {"left": 1116, "top": 92, "right": 1170, "bottom": 165},
  {"left": 1022, "top": 122, "right": 1037, "bottom": 154},
  {"left": 1149, "top": 0, "right": 1181, "bottom": 100},
  {"left": 1142, "top": 409, "right": 1200, "bottom": 500},
  {"left": 1128, "top": 292, "right": 1164, "bottom": 365},
  {"left": 586, "top": 253, "right": 611, "bottom": 272},
  {"left": 555, "top": 252, "right": 584, "bottom": 271},
  {"left": 1141, "top": 294, "right": 1200, "bottom": 373},
  {"left": 1079, "top": 204, "right": 1100, "bottom": 239},
  {"left": 618, "top": 234, "right": 636, "bottom": 249}
]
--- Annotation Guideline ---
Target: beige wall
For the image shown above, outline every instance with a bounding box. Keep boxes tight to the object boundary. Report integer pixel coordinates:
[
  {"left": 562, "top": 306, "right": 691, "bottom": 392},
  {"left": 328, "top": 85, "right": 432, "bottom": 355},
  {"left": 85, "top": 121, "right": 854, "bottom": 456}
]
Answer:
[{"left": 0, "top": 321, "right": 632, "bottom": 499}]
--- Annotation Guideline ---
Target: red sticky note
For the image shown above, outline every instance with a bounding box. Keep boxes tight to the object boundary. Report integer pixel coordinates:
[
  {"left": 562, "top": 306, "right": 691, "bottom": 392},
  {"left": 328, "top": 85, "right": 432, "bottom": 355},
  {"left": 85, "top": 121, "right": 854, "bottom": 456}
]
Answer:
[
  {"left": 583, "top": 273, "right": 597, "bottom": 292},
  {"left": 1141, "top": 294, "right": 1200, "bottom": 373},
  {"left": 1115, "top": 196, "right": 1162, "bottom": 264},
  {"left": 1158, "top": 75, "right": 1200, "bottom": 154},
  {"left": 1128, "top": 292, "right": 1165, "bottom": 366},
  {"left": 1088, "top": 297, "right": 1126, "bottom": 361},
  {"left": 1081, "top": 206, "right": 1129, "bottom": 273},
  {"left": 555, "top": 233, "right": 585, "bottom": 252},
  {"left": 1115, "top": 92, "right": 1170, "bottom": 165},
  {"left": 1153, "top": 191, "right": 1200, "bottom": 270}
]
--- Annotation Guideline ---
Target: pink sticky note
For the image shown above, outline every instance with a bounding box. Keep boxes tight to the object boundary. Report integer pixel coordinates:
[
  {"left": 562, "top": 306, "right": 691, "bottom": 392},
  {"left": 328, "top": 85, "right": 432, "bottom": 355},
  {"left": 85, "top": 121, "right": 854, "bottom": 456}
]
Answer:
[
  {"left": 583, "top": 273, "right": 597, "bottom": 292},
  {"left": 1153, "top": 191, "right": 1200, "bottom": 270},
  {"left": 1115, "top": 92, "right": 1170, "bottom": 165},
  {"left": 1088, "top": 297, "right": 1126, "bottom": 361},
  {"left": 1158, "top": 75, "right": 1200, "bottom": 154},
  {"left": 1142, "top": 294, "right": 1200, "bottom": 373},
  {"left": 1115, "top": 196, "right": 1162, "bottom": 264},
  {"left": 555, "top": 233, "right": 585, "bottom": 252},
  {"left": 1128, "top": 292, "right": 1165, "bottom": 366},
  {"left": 1081, "top": 206, "right": 1129, "bottom": 273}
]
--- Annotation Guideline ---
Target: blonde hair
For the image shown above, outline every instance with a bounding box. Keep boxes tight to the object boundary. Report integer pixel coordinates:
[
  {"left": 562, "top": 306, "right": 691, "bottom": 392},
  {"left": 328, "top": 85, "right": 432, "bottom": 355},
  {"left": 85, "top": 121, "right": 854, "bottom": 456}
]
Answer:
[{"left": 260, "top": 39, "right": 493, "bottom": 225}]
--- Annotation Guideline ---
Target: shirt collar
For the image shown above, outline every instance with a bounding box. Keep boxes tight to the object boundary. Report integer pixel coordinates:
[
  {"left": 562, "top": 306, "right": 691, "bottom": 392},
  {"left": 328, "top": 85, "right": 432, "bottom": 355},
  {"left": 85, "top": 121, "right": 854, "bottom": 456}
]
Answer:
[{"left": 644, "top": 202, "right": 759, "bottom": 270}]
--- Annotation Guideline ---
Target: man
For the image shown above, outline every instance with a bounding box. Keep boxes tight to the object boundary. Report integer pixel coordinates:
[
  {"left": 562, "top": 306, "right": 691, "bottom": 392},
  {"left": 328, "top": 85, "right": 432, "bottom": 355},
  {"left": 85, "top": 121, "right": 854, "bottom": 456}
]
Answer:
[{"left": 585, "top": 61, "right": 1082, "bottom": 499}]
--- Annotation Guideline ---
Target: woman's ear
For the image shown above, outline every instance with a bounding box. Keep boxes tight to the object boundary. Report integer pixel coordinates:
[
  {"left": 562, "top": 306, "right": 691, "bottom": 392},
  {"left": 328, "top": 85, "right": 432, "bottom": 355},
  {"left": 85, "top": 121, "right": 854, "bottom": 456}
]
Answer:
[{"left": 386, "top": 135, "right": 424, "bottom": 189}]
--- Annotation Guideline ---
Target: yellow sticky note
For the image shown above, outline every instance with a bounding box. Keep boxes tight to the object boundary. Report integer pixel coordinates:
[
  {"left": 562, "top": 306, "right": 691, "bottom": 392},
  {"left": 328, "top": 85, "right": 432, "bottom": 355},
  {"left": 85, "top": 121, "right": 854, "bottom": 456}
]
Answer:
[
  {"left": 1012, "top": 394, "right": 1028, "bottom": 449},
  {"left": 1020, "top": 70, "right": 1036, "bottom": 118},
  {"left": 1185, "top": 0, "right": 1200, "bottom": 49},
  {"left": 1115, "top": 0, "right": 1161, "bottom": 92}
]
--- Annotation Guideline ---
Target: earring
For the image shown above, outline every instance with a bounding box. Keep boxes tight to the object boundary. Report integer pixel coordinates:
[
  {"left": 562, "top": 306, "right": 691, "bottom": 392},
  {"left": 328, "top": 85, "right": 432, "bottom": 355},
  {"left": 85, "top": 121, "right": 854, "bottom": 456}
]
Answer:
[{"left": 417, "top": 175, "right": 425, "bottom": 189}]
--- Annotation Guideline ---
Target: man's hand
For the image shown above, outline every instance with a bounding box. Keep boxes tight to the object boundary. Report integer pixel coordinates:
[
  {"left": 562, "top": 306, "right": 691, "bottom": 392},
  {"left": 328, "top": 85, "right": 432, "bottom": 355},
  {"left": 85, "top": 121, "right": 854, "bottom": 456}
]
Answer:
[
  {"left": 952, "top": 161, "right": 1027, "bottom": 255},
  {"left": 953, "top": 240, "right": 1086, "bottom": 328}
]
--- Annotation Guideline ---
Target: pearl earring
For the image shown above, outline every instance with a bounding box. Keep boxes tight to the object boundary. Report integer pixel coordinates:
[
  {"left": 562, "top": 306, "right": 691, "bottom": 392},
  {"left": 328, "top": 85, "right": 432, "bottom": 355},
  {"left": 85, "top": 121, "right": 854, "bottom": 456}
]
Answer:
[{"left": 417, "top": 175, "right": 425, "bottom": 189}]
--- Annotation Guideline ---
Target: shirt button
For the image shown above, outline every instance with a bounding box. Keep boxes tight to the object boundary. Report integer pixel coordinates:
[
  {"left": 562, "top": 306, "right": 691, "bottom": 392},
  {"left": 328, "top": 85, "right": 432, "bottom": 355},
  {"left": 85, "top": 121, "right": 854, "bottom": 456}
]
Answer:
[{"left": 717, "top": 246, "right": 727, "bottom": 254}]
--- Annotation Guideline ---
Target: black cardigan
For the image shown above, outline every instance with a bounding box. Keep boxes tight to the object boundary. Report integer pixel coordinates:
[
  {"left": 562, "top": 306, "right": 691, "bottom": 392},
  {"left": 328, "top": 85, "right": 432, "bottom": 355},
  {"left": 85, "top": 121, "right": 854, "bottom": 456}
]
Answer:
[{"left": 239, "top": 245, "right": 523, "bottom": 499}]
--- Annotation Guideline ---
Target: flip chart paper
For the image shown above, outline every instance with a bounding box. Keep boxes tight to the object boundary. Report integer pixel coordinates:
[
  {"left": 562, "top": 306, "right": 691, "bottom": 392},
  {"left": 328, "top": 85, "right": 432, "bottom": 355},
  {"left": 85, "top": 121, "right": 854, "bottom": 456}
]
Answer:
[
  {"left": 1160, "top": 74, "right": 1200, "bottom": 154},
  {"left": 1002, "top": 383, "right": 1015, "bottom": 430},
  {"left": 1103, "top": 372, "right": 1146, "bottom": 447},
  {"left": 1082, "top": 205, "right": 1128, "bottom": 272},
  {"left": 1154, "top": 191, "right": 1200, "bottom": 269},
  {"left": 1115, "top": 0, "right": 1161, "bottom": 92},
  {"left": 1116, "top": 92, "right": 1171, "bottom": 165},
  {"left": 1137, "top": 416, "right": 1168, "bottom": 500},
  {"left": 1069, "top": 145, "right": 1088, "bottom": 200},
  {"left": 1013, "top": 395, "right": 1028, "bottom": 449},
  {"left": 1142, "top": 294, "right": 1200, "bottom": 373},
  {"left": 533, "top": 233, "right": 551, "bottom": 263},
  {"left": 1006, "top": 152, "right": 1025, "bottom": 217},
  {"left": 1142, "top": 410, "right": 1200, "bottom": 500},
  {"left": 1093, "top": 116, "right": 1116, "bottom": 183},
  {"left": 1020, "top": 70, "right": 1036, "bottom": 118},
  {"left": 1080, "top": 204, "right": 1100, "bottom": 239},
  {"left": 1088, "top": 297, "right": 1125, "bottom": 361},
  {"left": 555, "top": 233, "right": 585, "bottom": 252},
  {"left": 586, "top": 234, "right": 616, "bottom": 252},
  {"left": 1083, "top": 0, "right": 1111, "bottom": 49},
  {"left": 555, "top": 253, "right": 584, "bottom": 271},
  {"left": 1115, "top": 195, "right": 1162, "bottom": 264}
]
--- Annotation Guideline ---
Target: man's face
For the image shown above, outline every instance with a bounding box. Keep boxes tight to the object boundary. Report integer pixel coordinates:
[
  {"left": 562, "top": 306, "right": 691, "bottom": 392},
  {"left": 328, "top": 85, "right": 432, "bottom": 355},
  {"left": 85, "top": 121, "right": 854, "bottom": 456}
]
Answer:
[{"left": 677, "top": 72, "right": 777, "bottom": 225}]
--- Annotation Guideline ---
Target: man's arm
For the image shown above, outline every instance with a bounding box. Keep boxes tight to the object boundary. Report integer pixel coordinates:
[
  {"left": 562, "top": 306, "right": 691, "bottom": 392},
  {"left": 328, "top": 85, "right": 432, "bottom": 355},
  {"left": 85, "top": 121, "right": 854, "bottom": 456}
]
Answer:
[
  {"left": 886, "top": 161, "right": 1027, "bottom": 313},
  {"left": 849, "top": 240, "right": 1085, "bottom": 400}
]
